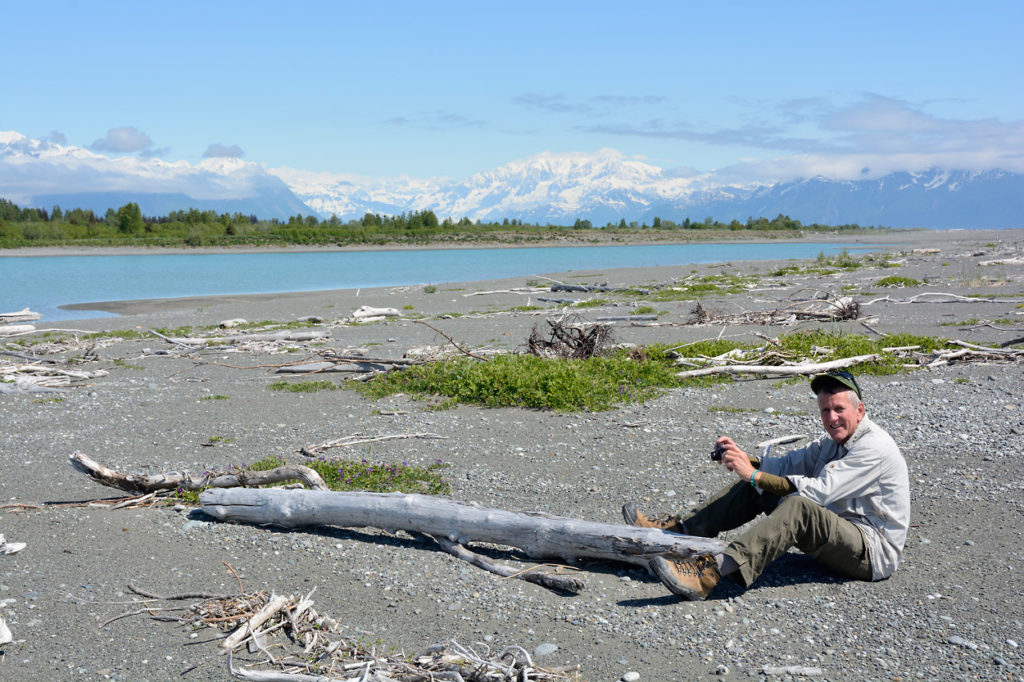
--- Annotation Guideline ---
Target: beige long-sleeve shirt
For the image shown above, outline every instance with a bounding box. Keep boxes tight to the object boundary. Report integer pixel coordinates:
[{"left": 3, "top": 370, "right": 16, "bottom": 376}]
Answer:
[{"left": 757, "top": 416, "right": 910, "bottom": 580}]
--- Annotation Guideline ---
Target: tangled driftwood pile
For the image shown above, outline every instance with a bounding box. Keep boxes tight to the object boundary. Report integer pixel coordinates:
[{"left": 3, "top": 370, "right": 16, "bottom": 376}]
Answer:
[
  {"left": 0, "top": 354, "right": 108, "bottom": 394},
  {"left": 109, "top": 584, "right": 581, "bottom": 681},
  {"left": 527, "top": 315, "right": 612, "bottom": 359},
  {"left": 687, "top": 293, "right": 860, "bottom": 326}
]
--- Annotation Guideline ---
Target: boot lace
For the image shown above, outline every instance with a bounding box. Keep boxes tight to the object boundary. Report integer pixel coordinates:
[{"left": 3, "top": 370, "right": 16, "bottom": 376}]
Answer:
[{"left": 675, "top": 553, "right": 715, "bottom": 577}]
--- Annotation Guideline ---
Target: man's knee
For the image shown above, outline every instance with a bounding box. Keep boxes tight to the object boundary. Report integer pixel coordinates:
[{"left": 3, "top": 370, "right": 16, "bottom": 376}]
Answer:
[{"left": 774, "top": 494, "right": 819, "bottom": 519}]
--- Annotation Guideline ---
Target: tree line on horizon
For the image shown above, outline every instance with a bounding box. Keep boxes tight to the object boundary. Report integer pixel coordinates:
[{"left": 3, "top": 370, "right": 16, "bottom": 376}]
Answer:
[{"left": 0, "top": 197, "right": 878, "bottom": 248}]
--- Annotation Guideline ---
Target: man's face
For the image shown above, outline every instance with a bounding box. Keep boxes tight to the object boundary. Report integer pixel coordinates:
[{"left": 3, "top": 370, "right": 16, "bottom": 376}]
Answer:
[{"left": 817, "top": 390, "right": 865, "bottom": 444}]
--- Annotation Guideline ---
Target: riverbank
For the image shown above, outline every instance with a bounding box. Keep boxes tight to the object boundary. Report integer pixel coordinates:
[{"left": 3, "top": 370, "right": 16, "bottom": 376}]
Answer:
[
  {"left": 0, "top": 224, "right": 942, "bottom": 260},
  {"left": 0, "top": 229, "right": 1022, "bottom": 681}
]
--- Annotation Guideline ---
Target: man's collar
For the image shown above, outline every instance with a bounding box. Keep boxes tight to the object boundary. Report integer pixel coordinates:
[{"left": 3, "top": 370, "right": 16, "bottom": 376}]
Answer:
[{"left": 839, "top": 415, "right": 873, "bottom": 448}]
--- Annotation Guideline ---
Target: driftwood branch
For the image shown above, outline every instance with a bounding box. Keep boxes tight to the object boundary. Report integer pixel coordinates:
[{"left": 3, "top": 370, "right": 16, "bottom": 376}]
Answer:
[
  {"left": 68, "top": 452, "right": 329, "bottom": 494},
  {"left": 462, "top": 287, "right": 548, "bottom": 297},
  {"left": 299, "top": 432, "right": 446, "bottom": 457},
  {"left": 0, "top": 324, "right": 36, "bottom": 337},
  {"left": 159, "top": 330, "right": 330, "bottom": 346},
  {"left": 274, "top": 360, "right": 392, "bottom": 374},
  {"left": 551, "top": 283, "right": 648, "bottom": 295},
  {"left": 200, "top": 488, "right": 727, "bottom": 571},
  {"left": 0, "top": 308, "right": 42, "bottom": 323},
  {"left": 595, "top": 315, "right": 658, "bottom": 322},
  {"left": 412, "top": 320, "right": 491, "bottom": 361},
  {"left": 432, "top": 536, "right": 586, "bottom": 593},
  {"left": 677, "top": 354, "right": 881, "bottom": 378},
  {"left": 862, "top": 292, "right": 1024, "bottom": 306}
]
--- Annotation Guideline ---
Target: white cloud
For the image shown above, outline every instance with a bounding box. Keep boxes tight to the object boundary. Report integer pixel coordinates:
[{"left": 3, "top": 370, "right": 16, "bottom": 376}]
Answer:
[
  {"left": 90, "top": 126, "right": 155, "bottom": 154},
  {"left": 203, "top": 143, "right": 245, "bottom": 158},
  {"left": 0, "top": 131, "right": 290, "bottom": 200},
  {"left": 579, "top": 93, "right": 1024, "bottom": 180}
]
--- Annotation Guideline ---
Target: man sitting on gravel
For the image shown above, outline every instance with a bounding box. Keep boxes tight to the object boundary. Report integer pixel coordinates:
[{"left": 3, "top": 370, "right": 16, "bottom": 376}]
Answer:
[{"left": 624, "top": 370, "right": 909, "bottom": 600}]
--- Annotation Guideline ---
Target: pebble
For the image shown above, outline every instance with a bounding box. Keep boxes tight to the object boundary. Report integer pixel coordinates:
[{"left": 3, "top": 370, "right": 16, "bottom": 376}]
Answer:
[
  {"left": 621, "top": 672, "right": 640, "bottom": 682},
  {"left": 947, "top": 635, "right": 978, "bottom": 650},
  {"left": 533, "top": 642, "right": 558, "bottom": 657}
]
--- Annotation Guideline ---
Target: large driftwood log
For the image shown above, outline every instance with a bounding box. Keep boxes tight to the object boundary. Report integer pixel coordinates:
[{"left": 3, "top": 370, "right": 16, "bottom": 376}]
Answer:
[
  {"left": 0, "top": 308, "right": 42, "bottom": 323},
  {"left": 69, "top": 452, "right": 329, "bottom": 493},
  {"left": 676, "top": 353, "right": 880, "bottom": 378},
  {"left": 158, "top": 330, "right": 330, "bottom": 346},
  {"left": 200, "top": 488, "right": 726, "bottom": 567},
  {"left": 550, "top": 283, "right": 649, "bottom": 295},
  {"left": 274, "top": 361, "right": 392, "bottom": 374},
  {"left": 0, "top": 324, "right": 36, "bottom": 337}
]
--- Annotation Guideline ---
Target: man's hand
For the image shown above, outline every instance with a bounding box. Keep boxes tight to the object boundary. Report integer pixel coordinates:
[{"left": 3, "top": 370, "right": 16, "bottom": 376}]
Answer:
[{"left": 715, "top": 437, "right": 755, "bottom": 481}]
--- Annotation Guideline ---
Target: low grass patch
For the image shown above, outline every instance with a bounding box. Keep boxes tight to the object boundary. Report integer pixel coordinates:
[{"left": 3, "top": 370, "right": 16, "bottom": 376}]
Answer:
[
  {"left": 172, "top": 455, "right": 450, "bottom": 503},
  {"left": 875, "top": 275, "right": 921, "bottom": 287},
  {"left": 941, "top": 316, "right": 1015, "bottom": 327},
  {"left": 86, "top": 329, "right": 149, "bottom": 340},
  {"left": 646, "top": 274, "right": 755, "bottom": 301},
  {"left": 575, "top": 298, "right": 611, "bottom": 308},
  {"left": 200, "top": 394, "right": 230, "bottom": 401},
  {"left": 267, "top": 380, "right": 338, "bottom": 393},
  {"left": 633, "top": 305, "right": 658, "bottom": 315},
  {"left": 709, "top": 405, "right": 756, "bottom": 414},
  {"left": 206, "top": 435, "right": 235, "bottom": 444},
  {"left": 112, "top": 358, "right": 144, "bottom": 370}
]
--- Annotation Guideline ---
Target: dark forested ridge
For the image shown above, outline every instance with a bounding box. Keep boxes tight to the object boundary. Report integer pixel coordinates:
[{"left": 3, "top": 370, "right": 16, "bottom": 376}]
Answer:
[{"left": 0, "top": 198, "right": 884, "bottom": 249}]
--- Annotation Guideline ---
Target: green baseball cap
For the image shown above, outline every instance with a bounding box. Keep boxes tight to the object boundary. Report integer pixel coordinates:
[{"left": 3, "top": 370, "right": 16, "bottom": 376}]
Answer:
[{"left": 810, "top": 370, "right": 862, "bottom": 399}]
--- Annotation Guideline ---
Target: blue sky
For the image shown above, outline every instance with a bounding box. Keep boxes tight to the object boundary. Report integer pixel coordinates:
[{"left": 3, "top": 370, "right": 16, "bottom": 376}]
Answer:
[{"left": 3, "top": 1, "right": 1023, "bottom": 182}]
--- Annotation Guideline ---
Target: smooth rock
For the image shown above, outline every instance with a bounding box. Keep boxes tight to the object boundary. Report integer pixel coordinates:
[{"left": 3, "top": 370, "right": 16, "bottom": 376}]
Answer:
[{"left": 533, "top": 642, "right": 557, "bottom": 657}]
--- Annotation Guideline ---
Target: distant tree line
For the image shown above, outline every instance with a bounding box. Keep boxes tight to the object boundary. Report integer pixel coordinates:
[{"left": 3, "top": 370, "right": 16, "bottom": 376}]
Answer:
[{"left": 0, "top": 197, "right": 877, "bottom": 248}]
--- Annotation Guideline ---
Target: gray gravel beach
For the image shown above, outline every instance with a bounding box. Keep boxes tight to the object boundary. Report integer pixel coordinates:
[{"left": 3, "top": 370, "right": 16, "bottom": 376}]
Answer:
[{"left": 1, "top": 229, "right": 1023, "bottom": 681}]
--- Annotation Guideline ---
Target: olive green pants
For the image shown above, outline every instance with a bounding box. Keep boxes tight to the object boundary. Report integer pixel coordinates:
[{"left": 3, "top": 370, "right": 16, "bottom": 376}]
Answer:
[{"left": 683, "top": 481, "right": 873, "bottom": 588}]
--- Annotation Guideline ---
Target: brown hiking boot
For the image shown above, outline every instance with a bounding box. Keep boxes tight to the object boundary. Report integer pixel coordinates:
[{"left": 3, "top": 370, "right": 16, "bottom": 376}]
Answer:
[
  {"left": 621, "top": 501, "right": 686, "bottom": 534},
  {"left": 649, "top": 553, "right": 721, "bottom": 600}
]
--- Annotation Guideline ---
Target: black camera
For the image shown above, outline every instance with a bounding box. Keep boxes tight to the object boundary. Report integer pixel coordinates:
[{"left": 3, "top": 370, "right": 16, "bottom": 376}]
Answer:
[{"left": 711, "top": 442, "right": 726, "bottom": 461}]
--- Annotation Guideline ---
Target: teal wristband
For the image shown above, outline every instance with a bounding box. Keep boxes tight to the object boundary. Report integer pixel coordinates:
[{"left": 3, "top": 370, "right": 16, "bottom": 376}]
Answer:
[{"left": 749, "top": 471, "right": 758, "bottom": 488}]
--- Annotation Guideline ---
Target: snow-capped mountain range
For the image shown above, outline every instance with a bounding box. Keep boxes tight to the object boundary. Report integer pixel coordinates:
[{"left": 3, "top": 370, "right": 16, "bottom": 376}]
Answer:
[{"left": 2, "top": 131, "right": 1022, "bottom": 229}]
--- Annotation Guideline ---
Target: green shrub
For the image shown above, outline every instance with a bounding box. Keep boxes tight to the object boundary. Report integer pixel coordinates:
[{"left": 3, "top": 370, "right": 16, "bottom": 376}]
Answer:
[
  {"left": 354, "top": 349, "right": 687, "bottom": 411},
  {"left": 875, "top": 275, "right": 921, "bottom": 287}
]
